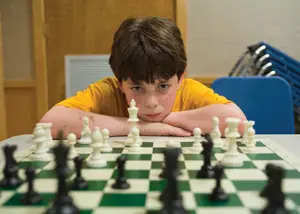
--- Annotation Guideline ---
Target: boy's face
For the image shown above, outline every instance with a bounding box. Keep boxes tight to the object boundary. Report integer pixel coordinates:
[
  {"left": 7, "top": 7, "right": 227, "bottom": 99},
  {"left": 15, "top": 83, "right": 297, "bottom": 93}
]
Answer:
[{"left": 119, "top": 75, "right": 183, "bottom": 122}]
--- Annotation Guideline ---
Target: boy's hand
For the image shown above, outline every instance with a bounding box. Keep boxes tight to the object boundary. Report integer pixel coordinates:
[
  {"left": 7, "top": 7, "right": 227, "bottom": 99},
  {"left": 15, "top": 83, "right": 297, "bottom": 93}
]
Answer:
[{"left": 139, "top": 121, "right": 191, "bottom": 137}]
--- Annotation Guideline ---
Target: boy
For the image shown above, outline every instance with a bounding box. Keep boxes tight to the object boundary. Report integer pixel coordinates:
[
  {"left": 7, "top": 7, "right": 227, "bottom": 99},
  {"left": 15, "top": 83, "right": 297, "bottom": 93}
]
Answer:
[{"left": 40, "top": 16, "right": 246, "bottom": 138}]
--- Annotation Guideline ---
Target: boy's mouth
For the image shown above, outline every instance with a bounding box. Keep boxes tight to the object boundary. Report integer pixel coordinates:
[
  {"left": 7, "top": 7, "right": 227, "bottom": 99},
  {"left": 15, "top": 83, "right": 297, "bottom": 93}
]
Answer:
[{"left": 144, "top": 113, "right": 161, "bottom": 118}]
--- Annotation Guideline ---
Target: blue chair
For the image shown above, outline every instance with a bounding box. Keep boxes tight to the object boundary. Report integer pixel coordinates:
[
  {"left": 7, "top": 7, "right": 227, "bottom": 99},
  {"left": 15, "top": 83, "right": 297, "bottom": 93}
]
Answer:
[{"left": 211, "top": 76, "right": 295, "bottom": 134}]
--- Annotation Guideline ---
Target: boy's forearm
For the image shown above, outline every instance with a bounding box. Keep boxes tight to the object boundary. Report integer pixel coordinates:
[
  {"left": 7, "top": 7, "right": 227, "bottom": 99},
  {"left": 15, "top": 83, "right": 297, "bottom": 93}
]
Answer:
[
  {"left": 163, "top": 103, "right": 247, "bottom": 135},
  {"left": 40, "top": 106, "right": 130, "bottom": 138}
]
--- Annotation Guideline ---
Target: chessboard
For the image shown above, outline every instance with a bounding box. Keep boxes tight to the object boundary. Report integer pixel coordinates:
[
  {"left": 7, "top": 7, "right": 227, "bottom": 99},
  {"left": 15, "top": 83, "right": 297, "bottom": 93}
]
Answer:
[{"left": 0, "top": 135, "right": 300, "bottom": 214}]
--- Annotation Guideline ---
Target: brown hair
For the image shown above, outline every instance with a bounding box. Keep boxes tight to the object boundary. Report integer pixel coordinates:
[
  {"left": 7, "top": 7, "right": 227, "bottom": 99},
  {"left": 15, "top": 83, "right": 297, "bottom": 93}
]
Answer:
[{"left": 109, "top": 16, "right": 186, "bottom": 84}]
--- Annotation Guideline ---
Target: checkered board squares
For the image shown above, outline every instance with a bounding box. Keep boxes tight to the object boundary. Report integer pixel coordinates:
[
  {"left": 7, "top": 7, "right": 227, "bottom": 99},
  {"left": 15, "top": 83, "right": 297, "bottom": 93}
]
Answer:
[{"left": 1, "top": 138, "right": 300, "bottom": 214}]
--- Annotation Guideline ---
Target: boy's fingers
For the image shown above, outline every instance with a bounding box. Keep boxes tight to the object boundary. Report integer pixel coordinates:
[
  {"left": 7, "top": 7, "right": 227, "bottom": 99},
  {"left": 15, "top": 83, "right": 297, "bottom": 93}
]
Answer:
[{"left": 171, "top": 127, "right": 191, "bottom": 137}]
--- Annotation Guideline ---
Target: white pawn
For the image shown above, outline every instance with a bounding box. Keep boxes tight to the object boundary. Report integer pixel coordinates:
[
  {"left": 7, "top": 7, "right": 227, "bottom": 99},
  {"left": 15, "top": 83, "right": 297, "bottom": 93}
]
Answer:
[
  {"left": 67, "top": 133, "right": 78, "bottom": 160},
  {"left": 79, "top": 116, "right": 92, "bottom": 144},
  {"left": 166, "top": 139, "right": 179, "bottom": 148},
  {"left": 125, "top": 99, "right": 139, "bottom": 146},
  {"left": 87, "top": 127, "right": 107, "bottom": 168},
  {"left": 101, "top": 128, "right": 112, "bottom": 152},
  {"left": 241, "top": 121, "right": 250, "bottom": 144},
  {"left": 129, "top": 127, "right": 142, "bottom": 152},
  {"left": 221, "top": 117, "right": 243, "bottom": 167},
  {"left": 191, "top": 128, "right": 204, "bottom": 152},
  {"left": 210, "top": 116, "right": 224, "bottom": 147},
  {"left": 30, "top": 126, "right": 52, "bottom": 161},
  {"left": 44, "top": 123, "right": 54, "bottom": 150},
  {"left": 243, "top": 122, "right": 256, "bottom": 153}
]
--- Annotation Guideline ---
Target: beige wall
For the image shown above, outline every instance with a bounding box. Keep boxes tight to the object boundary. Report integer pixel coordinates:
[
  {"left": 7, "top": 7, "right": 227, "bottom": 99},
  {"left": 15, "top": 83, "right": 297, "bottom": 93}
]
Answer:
[
  {"left": 0, "top": 0, "right": 34, "bottom": 80},
  {"left": 187, "top": 0, "right": 300, "bottom": 77}
]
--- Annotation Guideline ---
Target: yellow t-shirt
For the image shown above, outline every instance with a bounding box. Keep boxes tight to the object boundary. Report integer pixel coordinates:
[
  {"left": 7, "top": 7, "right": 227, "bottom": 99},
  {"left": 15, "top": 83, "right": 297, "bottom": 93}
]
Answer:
[{"left": 56, "top": 77, "right": 231, "bottom": 117}]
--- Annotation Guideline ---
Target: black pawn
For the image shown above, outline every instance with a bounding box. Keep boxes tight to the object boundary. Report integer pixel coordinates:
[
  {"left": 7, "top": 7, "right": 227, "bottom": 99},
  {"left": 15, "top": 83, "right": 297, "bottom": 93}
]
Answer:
[
  {"left": 112, "top": 155, "right": 130, "bottom": 189},
  {"left": 22, "top": 167, "right": 42, "bottom": 205},
  {"left": 197, "top": 134, "right": 214, "bottom": 178},
  {"left": 71, "top": 156, "right": 88, "bottom": 190},
  {"left": 209, "top": 163, "right": 228, "bottom": 202},
  {"left": 0, "top": 145, "right": 23, "bottom": 188}
]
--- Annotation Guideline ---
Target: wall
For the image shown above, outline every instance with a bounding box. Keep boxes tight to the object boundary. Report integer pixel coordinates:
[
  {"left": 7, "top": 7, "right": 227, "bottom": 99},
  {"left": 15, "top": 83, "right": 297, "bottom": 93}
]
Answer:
[{"left": 187, "top": 0, "right": 300, "bottom": 78}]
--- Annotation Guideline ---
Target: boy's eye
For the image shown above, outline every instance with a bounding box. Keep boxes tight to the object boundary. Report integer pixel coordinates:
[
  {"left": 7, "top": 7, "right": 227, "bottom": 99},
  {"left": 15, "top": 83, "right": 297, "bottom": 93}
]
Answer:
[
  {"left": 158, "top": 84, "right": 169, "bottom": 90},
  {"left": 131, "top": 86, "right": 143, "bottom": 92}
]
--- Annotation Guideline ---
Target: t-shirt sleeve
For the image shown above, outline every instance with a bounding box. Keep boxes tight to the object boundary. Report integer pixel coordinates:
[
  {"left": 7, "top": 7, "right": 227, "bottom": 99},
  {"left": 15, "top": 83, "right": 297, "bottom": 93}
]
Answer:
[
  {"left": 55, "top": 81, "right": 103, "bottom": 112},
  {"left": 183, "top": 79, "right": 232, "bottom": 109}
]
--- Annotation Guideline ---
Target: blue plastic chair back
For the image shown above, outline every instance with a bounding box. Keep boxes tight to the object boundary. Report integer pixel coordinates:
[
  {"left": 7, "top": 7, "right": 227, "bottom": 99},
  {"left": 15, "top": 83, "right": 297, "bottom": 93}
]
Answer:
[{"left": 211, "top": 76, "right": 295, "bottom": 134}]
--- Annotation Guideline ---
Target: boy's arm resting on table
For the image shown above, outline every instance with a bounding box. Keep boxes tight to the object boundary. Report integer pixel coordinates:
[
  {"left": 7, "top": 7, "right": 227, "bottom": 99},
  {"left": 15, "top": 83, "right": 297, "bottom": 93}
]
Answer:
[
  {"left": 40, "top": 106, "right": 191, "bottom": 138},
  {"left": 162, "top": 103, "right": 247, "bottom": 136}
]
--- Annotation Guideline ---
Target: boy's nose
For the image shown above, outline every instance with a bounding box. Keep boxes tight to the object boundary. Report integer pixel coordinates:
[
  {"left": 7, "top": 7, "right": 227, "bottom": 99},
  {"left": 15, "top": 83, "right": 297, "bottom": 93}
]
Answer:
[{"left": 144, "top": 96, "right": 159, "bottom": 109}]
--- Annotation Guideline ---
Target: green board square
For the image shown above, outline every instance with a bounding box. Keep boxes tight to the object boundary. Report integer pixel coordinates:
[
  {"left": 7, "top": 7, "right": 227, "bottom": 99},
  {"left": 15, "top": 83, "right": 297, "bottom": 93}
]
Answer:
[
  {"left": 125, "top": 154, "right": 152, "bottom": 160},
  {"left": 104, "top": 148, "right": 123, "bottom": 153},
  {"left": 285, "top": 170, "right": 300, "bottom": 179},
  {"left": 232, "top": 180, "right": 266, "bottom": 191},
  {"left": 149, "top": 180, "right": 190, "bottom": 191},
  {"left": 69, "top": 180, "right": 107, "bottom": 191},
  {"left": 237, "top": 141, "right": 265, "bottom": 147},
  {"left": 194, "top": 193, "right": 243, "bottom": 206},
  {"left": 212, "top": 148, "right": 224, "bottom": 153},
  {"left": 112, "top": 170, "right": 149, "bottom": 179},
  {"left": 75, "top": 144, "right": 90, "bottom": 148},
  {"left": 99, "top": 193, "right": 146, "bottom": 207},
  {"left": 80, "top": 154, "right": 90, "bottom": 159},
  {"left": 287, "top": 193, "right": 300, "bottom": 206},
  {"left": 225, "top": 161, "right": 257, "bottom": 169},
  {"left": 0, "top": 182, "right": 23, "bottom": 191},
  {"left": 3, "top": 193, "right": 54, "bottom": 206},
  {"left": 153, "top": 148, "right": 164, "bottom": 154},
  {"left": 37, "top": 170, "right": 74, "bottom": 179},
  {"left": 247, "top": 153, "right": 282, "bottom": 160},
  {"left": 188, "top": 170, "right": 228, "bottom": 179},
  {"left": 80, "top": 210, "right": 93, "bottom": 214},
  {"left": 180, "top": 142, "right": 194, "bottom": 147},
  {"left": 147, "top": 210, "right": 196, "bottom": 214},
  {"left": 142, "top": 142, "right": 153, "bottom": 147},
  {"left": 18, "top": 161, "right": 50, "bottom": 169},
  {"left": 251, "top": 208, "right": 299, "bottom": 214},
  {"left": 183, "top": 154, "right": 216, "bottom": 161}
]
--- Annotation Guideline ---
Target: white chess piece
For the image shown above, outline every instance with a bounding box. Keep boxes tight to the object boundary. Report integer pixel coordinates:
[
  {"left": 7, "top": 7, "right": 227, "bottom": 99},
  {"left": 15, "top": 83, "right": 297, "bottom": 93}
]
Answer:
[
  {"left": 79, "top": 116, "right": 92, "bottom": 144},
  {"left": 191, "top": 128, "right": 204, "bottom": 152},
  {"left": 129, "top": 127, "right": 142, "bottom": 152},
  {"left": 221, "top": 117, "right": 243, "bottom": 167},
  {"left": 166, "top": 139, "right": 179, "bottom": 148},
  {"left": 221, "top": 127, "right": 229, "bottom": 151},
  {"left": 43, "top": 123, "right": 54, "bottom": 150},
  {"left": 243, "top": 122, "right": 256, "bottom": 153},
  {"left": 101, "top": 128, "right": 112, "bottom": 152},
  {"left": 210, "top": 116, "right": 224, "bottom": 147},
  {"left": 31, "top": 123, "right": 44, "bottom": 151},
  {"left": 30, "top": 125, "right": 52, "bottom": 161},
  {"left": 125, "top": 99, "right": 140, "bottom": 146},
  {"left": 67, "top": 133, "right": 78, "bottom": 160},
  {"left": 241, "top": 120, "right": 250, "bottom": 144},
  {"left": 87, "top": 127, "right": 107, "bottom": 168}
]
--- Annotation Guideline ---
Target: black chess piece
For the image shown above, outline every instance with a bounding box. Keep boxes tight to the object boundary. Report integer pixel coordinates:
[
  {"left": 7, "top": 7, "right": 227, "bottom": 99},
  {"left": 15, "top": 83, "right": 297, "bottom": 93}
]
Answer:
[
  {"left": 261, "top": 164, "right": 289, "bottom": 214},
  {"left": 209, "top": 163, "right": 229, "bottom": 202},
  {"left": 46, "top": 130, "right": 79, "bottom": 214},
  {"left": 112, "top": 155, "right": 130, "bottom": 189},
  {"left": 160, "top": 148, "right": 187, "bottom": 214},
  {"left": 22, "top": 167, "right": 42, "bottom": 205},
  {"left": 0, "top": 145, "right": 23, "bottom": 188},
  {"left": 197, "top": 134, "right": 215, "bottom": 178},
  {"left": 71, "top": 156, "right": 88, "bottom": 190}
]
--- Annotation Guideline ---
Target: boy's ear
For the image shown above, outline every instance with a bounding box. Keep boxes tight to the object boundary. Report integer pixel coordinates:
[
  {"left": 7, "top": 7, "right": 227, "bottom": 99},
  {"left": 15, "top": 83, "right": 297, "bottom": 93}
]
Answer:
[{"left": 176, "top": 73, "right": 185, "bottom": 89}]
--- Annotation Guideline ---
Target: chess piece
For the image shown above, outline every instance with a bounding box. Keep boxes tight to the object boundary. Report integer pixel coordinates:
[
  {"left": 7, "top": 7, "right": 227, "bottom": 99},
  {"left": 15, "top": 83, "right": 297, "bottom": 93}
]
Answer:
[
  {"left": 243, "top": 122, "right": 256, "bottom": 153},
  {"left": 160, "top": 148, "right": 187, "bottom": 214},
  {"left": 101, "top": 128, "right": 112, "bottom": 152},
  {"left": 221, "top": 127, "right": 229, "bottom": 151},
  {"left": 87, "top": 127, "right": 107, "bottom": 168},
  {"left": 30, "top": 126, "right": 52, "bottom": 161},
  {"left": 241, "top": 120, "right": 250, "bottom": 144},
  {"left": 0, "top": 145, "right": 23, "bottom": 188},
  {"left": 31, "top": 123, "right": 44, "bottom": 151},
  {"left": 261, "top": 164, "right": 289, "bottom": 214},
  {"left": 221, "top": 117, "right": 243, "bottom": 167},
  {"left": 112, "top": 155, "right": 130, "bottom": 189},
  {"left": 197, "top": 134, "right": 215, "bottom": 178},
  {"left": 79, "top": 116, "right": 92, "bottom": 144},
  {"left": 44, "top": 123, "right": 54, "bottom": 149},
  {"left": 191, "top": 128, "right": 204, "bottom": 152},
  {"left": 46, "top": 130, "right": 79, "bottom": 214},
  {"left": 71, "top": 156, "right": 88, "bottom": 190},
  {"left": 67, "top": 133, "right": 78, "bottom": 160},
  {"left": 22, "top": 167, "right": 42, "bottom": 205},
  {"left": 128, "top": 127, "right": 142, "bottom": 152},
  {"left": 210, "top": 116, "right": 224, "bottom": 147},
  {"left": 125, "top": 99, "right": 140, "bottom": 146},
  {"left": 209, "top": 163, "right": 229, "bottom": 202}
]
